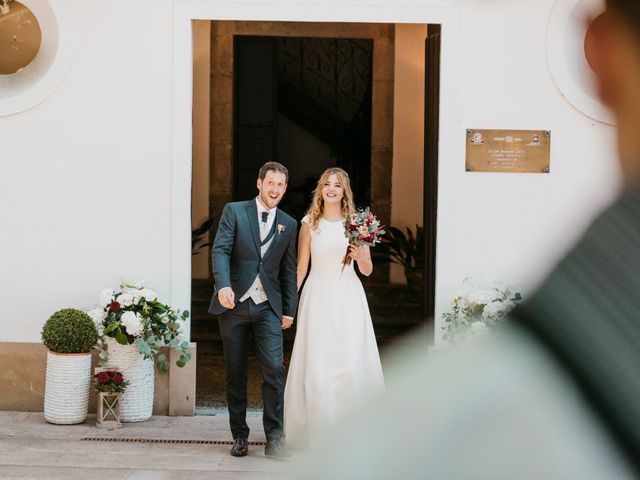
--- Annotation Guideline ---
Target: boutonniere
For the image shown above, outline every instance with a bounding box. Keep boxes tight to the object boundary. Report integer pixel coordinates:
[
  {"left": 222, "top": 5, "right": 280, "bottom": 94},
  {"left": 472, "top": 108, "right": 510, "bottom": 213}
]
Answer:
[{"left": 277, "top": 224, "right": 286, "bottom": 235}]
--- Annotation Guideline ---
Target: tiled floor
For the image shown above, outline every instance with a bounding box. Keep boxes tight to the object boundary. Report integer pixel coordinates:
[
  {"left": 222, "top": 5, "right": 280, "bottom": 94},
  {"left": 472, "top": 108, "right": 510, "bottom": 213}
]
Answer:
[{"left": 0, "top": 411, "right": 289, "bottom": 479}]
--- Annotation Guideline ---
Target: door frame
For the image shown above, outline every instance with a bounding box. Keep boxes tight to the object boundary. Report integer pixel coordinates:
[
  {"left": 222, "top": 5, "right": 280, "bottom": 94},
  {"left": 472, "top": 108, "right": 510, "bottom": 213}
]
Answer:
[{"left": 170, "top": 0, "right": 462, "bottom": 341}]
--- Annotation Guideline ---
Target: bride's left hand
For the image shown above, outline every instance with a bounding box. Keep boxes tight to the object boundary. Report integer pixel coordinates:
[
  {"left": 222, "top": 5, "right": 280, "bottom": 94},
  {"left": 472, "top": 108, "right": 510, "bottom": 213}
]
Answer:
[{"left": 348, "top": 245, "right": 368, "bottom": 263}]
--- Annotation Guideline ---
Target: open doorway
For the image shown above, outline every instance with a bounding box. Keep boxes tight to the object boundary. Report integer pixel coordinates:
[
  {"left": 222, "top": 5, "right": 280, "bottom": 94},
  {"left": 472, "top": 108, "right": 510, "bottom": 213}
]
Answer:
[
  {"left": 190, "top": 21, "right": 440, "bottom": 409},
  {"left": 233, "top": 35, "right": 373, "bottom": 221}
]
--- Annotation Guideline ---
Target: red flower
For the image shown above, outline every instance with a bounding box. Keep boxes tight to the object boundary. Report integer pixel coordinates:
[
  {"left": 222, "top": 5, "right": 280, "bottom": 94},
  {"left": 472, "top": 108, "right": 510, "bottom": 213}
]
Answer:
[
  {"left": 96, "top": 372, "right": 110, "bottom": 383},
  {"left": 112, "top": 372, "right": 124, "bottom": 384},
  {"left": 109, "top": 301, "right": 121, "bottom": 312}
]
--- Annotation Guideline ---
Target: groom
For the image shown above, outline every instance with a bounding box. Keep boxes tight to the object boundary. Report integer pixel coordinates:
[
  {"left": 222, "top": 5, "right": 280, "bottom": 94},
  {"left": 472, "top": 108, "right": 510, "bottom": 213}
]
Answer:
[{"left": 209, "top": 161, "right": 297, "bottom": 458}]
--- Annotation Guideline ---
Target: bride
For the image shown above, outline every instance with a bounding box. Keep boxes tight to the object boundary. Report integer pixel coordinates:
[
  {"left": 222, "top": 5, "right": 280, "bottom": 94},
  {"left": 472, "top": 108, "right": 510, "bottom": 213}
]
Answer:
[{"left": 284, "top": 167, "right": 384, "bottom": 447}]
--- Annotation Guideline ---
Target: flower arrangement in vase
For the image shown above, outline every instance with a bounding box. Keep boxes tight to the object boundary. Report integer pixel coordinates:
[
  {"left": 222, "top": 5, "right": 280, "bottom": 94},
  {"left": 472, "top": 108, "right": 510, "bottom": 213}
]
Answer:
[
  {"left": 87, "top": 282, "right": 192, "bottom": 422},
  {"left": 88, "top": 282, "right": 191, "bottom": 372},
  {"left": 442, "top": 277, "right": 522, "bottom": 345},
  {"left": 93, "top": 370, "right": 129, "bottom": 428}
]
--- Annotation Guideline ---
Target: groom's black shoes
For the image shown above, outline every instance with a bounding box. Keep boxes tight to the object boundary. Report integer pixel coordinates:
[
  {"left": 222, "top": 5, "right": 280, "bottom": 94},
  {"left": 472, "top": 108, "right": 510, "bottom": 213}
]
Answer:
[
  {"left": 231, "top": 436, "right": 248, "bottom": 457},
  {"left": 265, "top": 437, "right": 291, "bottom": 458}
]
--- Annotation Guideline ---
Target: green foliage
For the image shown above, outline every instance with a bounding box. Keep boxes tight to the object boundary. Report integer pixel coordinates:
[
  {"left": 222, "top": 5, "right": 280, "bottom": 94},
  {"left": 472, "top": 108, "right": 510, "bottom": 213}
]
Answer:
[
  {"left": 375, "top": 225, "right": 424, "bottom": 269},
  {"left": 94, "top": 283, "right": 192, "bottom": 372},
  {"left": 192, "top": 216, "right": 216, "bottom": 256},
  {"left": 93, "top": 370, "right": 129, "bottom": 393},
  {"left": 42, "top": 308, "right": 98, "bottom": 353},
  {"left": 442, "top": 286, "right": 522, "bottom": 345}
]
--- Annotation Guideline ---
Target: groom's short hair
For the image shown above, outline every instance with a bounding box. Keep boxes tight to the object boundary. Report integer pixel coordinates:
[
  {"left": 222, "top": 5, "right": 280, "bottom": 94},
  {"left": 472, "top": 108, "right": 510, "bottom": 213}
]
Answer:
[{"left": 259, "top": 162, "right": 289, "bottom": 183}]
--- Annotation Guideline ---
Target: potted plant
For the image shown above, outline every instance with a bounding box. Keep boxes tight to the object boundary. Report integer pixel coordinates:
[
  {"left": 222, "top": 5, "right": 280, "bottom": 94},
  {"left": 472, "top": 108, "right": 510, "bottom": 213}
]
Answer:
[
  {"left": 441, "top": 278, "right": 522, "bottom": 345},
  {"left": 375, "top": 225, "right": 424, "bottom": 297},
  {"left": 192, "top": 216, "right": 215, "bottom": 256},
  {"left": 93, "top": 370, "right": 129, "bottom": 428},
  {"left": 42, "top": 308, "right": 99, "bottom": 424},
  {"left": 87, "top": 282, "right": 191, "bottom": 422}
]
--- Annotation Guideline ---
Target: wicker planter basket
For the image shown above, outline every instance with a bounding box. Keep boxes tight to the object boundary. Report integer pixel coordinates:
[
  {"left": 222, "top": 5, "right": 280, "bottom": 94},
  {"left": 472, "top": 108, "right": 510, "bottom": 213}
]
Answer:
[
  {"left": 103, "top": 337, "right": 154, "bottom": 422},
  {"left": 44, "top": 351, "right": 92, "bottom": 424}
]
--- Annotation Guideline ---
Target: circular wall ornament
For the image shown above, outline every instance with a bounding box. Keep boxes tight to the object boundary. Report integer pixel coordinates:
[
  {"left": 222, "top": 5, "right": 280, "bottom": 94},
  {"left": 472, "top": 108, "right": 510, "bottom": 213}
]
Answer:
[
  {"left": 0, "top": 2, "right": 42, "bottom": 75},
  {"left": 546, "top": 0, "right": 613, "bottom": 125},
  {"left": 0, "top": 0, "right": 74, "bottom": 116}
]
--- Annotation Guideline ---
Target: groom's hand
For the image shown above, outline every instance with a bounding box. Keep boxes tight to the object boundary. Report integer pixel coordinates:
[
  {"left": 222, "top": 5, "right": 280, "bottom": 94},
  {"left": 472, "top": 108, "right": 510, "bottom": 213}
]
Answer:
[
  {"left": 218, "top": 287, "right": 236, "bottom": 309},
  {"left": 281, "top": 316, "right": 293, "bottom": 330}
]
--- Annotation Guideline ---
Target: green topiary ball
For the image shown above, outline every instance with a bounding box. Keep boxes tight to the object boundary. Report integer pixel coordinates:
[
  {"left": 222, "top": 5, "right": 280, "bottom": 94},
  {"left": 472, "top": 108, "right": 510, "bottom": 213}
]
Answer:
[{"left": 42, "top": 308, "right": 99, "bottom": 353}]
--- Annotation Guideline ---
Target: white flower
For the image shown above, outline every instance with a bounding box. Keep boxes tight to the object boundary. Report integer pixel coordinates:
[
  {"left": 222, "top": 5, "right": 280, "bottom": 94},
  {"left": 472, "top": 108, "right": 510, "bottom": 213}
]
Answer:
[
  {"left": 463, "top": 289, "right": 496, "bottom": 308},
  {"left": 121, "top": 311, "right": 144, "bottom": 337},
  {"left": 470, "top": 321, "right": 489, "bottom": 336},
  {"left": 88, "top": 307, "right": 106, "bottom": 327},
  {"left": 99, "top": 289, "right": 115, "bottom": 308},
  {"left": 139, "top": 288, "right": 158, "bottom": 302},
  {"left": 482, "top": 301, "right": 508, "bottom": 320},
  {"left": 118, "top": 292, "right": 135, "bottom": 307}
]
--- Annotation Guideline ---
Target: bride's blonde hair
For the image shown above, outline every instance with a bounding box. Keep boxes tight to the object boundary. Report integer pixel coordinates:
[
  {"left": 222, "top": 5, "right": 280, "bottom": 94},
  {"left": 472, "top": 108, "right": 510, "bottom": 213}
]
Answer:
[{"left": 305, "top": 167, "right": 356, "bottom": 230}]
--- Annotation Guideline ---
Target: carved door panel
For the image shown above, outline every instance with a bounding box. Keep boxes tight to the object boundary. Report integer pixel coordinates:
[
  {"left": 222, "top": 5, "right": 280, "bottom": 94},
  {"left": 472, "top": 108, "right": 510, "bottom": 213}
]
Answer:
[{"left": 424, "top": 25, "right": 441, "bottom": 321}]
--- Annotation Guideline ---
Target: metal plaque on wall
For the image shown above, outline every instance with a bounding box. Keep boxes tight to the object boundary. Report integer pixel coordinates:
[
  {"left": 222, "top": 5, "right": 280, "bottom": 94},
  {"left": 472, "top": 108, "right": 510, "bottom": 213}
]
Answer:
[{"left": 465, "top": 129, "right": 551, "bottom": 173}]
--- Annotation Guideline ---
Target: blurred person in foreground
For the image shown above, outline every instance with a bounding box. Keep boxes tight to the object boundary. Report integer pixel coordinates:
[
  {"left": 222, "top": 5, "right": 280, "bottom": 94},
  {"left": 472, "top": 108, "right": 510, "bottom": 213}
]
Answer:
[{"left": 288, "top": 1, "right": 640, "bottom": 478}]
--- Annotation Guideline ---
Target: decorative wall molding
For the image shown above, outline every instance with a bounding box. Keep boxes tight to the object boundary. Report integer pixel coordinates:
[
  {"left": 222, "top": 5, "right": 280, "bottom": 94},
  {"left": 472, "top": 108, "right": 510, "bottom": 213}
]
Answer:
[
  {"left": 546, "top": 0, "right": 613, "bottom": 125},
  {"left": 0, "top": 0, "right": 74, "bottom": 116}
]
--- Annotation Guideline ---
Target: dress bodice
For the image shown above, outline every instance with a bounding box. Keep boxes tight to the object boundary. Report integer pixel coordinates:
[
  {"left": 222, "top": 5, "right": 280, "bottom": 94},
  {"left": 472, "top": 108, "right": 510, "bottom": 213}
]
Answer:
[{"left": 304, "top": 217, "right": 353, "bottom": 276}]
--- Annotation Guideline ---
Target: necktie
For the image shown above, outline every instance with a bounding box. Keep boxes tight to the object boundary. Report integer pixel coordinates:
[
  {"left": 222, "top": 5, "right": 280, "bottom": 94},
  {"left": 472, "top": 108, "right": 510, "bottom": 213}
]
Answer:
[{"left": 261, "top": 211, "right": 269, "bottom": 224}]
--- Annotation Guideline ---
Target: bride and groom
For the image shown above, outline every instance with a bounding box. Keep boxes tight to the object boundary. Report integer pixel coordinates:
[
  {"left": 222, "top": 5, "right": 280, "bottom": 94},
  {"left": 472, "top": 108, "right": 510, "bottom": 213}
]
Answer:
[{"left": 209, "top": 161, "right": 384, "bottom": 458}]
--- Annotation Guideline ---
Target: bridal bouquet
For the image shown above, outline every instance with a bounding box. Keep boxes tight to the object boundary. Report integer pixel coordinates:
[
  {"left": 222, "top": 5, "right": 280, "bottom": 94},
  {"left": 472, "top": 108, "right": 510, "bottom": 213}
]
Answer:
[
  {"left": 442, "top": 277, "right": 522, "bottom": 345},
  {"left": 342, "top": 207, "right": 385, "bottom": 269},
  {"left": 88, "top": 282, "right": 192, "bottom": 372}
]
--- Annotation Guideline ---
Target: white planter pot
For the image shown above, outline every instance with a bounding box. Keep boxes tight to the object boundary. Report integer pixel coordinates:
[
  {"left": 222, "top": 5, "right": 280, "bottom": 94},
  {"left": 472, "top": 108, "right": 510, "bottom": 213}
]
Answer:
[
  {"left": 103, "top": 337, "right": 155, "bottom": 422},
  {"left": 44, "top": 351, "right": 92, "bottom": 424}
]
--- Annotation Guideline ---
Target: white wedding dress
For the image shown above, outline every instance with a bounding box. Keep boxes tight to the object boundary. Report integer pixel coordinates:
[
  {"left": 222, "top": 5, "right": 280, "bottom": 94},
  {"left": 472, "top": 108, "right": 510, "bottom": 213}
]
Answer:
[{"left": 284, "top": 216, "right": 384, "bottom": 447}]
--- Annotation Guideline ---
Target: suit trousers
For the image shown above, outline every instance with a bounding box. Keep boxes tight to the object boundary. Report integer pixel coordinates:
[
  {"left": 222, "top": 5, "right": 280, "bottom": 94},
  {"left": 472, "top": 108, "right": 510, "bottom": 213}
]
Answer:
[{"left": 218, "top": 298, "right": 285, "bottom": 440}]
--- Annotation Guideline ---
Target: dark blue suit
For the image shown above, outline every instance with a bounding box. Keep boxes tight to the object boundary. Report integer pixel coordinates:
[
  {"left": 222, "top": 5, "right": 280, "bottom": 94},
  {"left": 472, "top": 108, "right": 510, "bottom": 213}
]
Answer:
[{"left": 209, "top": 200, "right": 298, "bottom": 440}]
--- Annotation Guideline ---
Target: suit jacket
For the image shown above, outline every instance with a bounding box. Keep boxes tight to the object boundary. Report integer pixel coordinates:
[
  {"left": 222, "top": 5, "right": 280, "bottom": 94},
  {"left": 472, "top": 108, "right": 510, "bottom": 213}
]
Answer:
[
  {"left": 513, "top": 185, "right": 640, "bottom": 472},
  {"left": 208, "top": 200, "right": 298, "bottom": 319}
]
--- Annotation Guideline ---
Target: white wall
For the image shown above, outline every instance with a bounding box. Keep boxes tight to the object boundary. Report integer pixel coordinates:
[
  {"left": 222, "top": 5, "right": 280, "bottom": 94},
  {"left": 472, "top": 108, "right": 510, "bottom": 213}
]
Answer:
[
  {"left": 433, "top": 0, "right": 618, "bottom": 344},
  {"left": 0, "top": 0, "right": 177, "bottom": 341},
  {"left": 0, "top": 0, "right": 620, "bottom": 346}
]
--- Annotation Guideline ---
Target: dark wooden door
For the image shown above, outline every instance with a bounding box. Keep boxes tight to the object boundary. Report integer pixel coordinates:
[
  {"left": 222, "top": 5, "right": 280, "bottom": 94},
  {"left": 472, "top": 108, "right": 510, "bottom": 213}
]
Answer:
[
  {"left": 233, "top": 36, "right": 278, "bottom": 200},
  {"left": 424, "top": 25, "right": 441, "bottom": 322}
]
